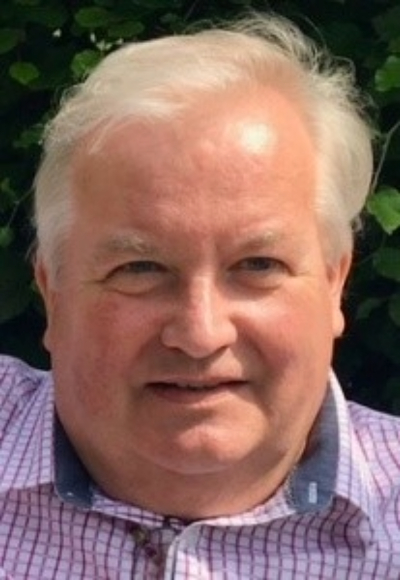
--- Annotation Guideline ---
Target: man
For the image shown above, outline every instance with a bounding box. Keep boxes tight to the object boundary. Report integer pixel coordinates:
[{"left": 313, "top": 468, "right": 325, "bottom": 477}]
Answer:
[{"left": 0, "top": 13, "right": 399, "bottom": 579}]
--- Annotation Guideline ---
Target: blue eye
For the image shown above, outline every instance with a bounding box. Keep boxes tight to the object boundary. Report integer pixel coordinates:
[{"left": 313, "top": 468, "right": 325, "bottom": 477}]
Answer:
[{"left": 237, "top": 257, "right": 282, "bottom": 271}]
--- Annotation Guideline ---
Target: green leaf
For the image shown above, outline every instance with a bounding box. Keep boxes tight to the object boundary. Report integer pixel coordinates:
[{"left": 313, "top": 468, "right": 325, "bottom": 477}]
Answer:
[
  {"left": 373, "top": 247, "right": 400, "bottom": 282},
  {"left": 0, "top": 178, "right": 17, "bottom": 208},
  {"left": 375, "top": 56, "right": 400, "bottom": 92},
  {"left": 0, "top": 227, "right": 14, "bottom": 249},
  {"left": 0, "top": 251, "right": 31, "bottom": 324},
  {"left": 0, "top": 29, "right": 22, "bottom": 55},
  {"left": 107, "top": 20, "right": 145, "bottom": 39},
  {"left": 388, "top": 294, "right": 400, "bottom": 327},
  {"left": 13, "top": 123, "right": 44, "bottom": 150},
  {"left": 75, "top": 7, "right": 112, "bottom": 29},
  {"left": 71, "top": 50, "right": 103, "bottom": 80},
  {"left": 367, "top": 187, "right": 400, "bottom": 234},
  {"left": 356, "top": 297, "right": 383, "bottom": 321},
  {"left": 9, "top": 61, "right": 40, "bottom": 85}
]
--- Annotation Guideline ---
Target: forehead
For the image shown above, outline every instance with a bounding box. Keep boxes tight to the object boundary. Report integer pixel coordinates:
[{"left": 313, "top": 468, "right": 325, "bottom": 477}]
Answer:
[
  {"left": 76, "top": 87, "right": 312, "bottom": 164},
  {"left": 70, "top": 89, "right": 316, "bottom": 232}
]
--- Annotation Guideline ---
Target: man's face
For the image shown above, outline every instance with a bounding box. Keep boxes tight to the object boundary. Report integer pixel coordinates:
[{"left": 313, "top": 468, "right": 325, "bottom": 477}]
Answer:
[{"left": 37, "top": 90, "right": 350, "bottom": 512}]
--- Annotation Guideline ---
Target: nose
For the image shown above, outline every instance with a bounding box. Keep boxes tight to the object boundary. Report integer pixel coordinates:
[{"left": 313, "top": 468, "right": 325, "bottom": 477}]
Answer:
[{"left": 160, "top": 276, "right": 237, "bottom": 359}]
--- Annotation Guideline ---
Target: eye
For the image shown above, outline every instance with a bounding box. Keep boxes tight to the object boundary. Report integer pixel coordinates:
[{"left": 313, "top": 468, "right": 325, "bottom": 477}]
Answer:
[
  {"left": 115, "top": 260, "right": 166, "bottom": 275},
  {"left": 231, "top": 256, "right": 288, "bottom": 290},
  {"left": 104, "top": 260, "right": 168, "bottom": 295},
  {"left": 235, "top": 256, "right": 284, "bottom": 272}
]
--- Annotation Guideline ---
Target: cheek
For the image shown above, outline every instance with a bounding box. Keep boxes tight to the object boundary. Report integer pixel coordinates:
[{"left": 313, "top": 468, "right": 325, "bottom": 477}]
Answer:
[
  {"left": 248, "top": 293, "right": 333, "bottom": 433},
  {"left": 54, "top": 292, "right": 158, "bottom": 350},
  {"left": 246, "top": 288, "right": 335, "bottom": 371},
  {"left": 48, "top": 294, "right": 154, "bottom": 407},
  {"left": 50, "top": 299, "right": 141, "bottom": 419},
  {"left": 90, "top": 296, "right": 165, "bottom": 361}
]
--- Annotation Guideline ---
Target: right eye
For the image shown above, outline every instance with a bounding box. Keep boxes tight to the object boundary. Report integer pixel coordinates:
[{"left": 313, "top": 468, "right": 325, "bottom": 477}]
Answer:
[
  {"left": 105, "top": 260, "right": 168, "bottom": 295},
  {"left": 114, "top": 260, "right": 166, "bottom": 275}
]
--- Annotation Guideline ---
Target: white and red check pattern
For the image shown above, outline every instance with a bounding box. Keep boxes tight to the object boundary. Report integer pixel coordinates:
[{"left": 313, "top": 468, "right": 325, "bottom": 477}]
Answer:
[{"left": 0, "top": 355, "right": 399, "bottom": 579}]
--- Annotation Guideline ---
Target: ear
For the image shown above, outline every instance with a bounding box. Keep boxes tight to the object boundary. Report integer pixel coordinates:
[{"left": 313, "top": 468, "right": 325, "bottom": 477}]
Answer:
[
  {"left": 327, "top": 252, "right": 352, "bottom": 338},
  {"left": 34, "top": 255, "right": 55, "bottom": 352}
]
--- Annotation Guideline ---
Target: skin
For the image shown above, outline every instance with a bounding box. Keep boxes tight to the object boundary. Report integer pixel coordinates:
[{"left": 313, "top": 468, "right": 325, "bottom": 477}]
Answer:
[{"left": 36, "top": 89, "right": 351, "bottom": 519}]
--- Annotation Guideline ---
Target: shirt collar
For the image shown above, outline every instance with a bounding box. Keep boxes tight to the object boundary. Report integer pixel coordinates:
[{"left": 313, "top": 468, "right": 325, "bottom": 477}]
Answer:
[
  {"left": 328, "top": 372, "right": 378, "bottom": 524},
  {"left": 286, "top": 373, "right": 377, "bottom": 526},
  {"left": 54, "top": 414, "right": 93, "bottom": 509},
  {"left": 287, "top": 379, "right": 340, "bottom": 513}
]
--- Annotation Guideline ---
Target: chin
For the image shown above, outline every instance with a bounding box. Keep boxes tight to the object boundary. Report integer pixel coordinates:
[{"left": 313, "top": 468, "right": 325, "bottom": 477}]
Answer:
[{"left": 151, "top": 433, "right": 249, "bottom": 476}]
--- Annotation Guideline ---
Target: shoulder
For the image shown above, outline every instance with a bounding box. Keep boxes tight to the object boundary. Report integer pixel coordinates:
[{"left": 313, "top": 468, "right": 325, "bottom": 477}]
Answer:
[
  {"left": 348, "top": 400, "right": 400, "bottom": 441},
  {"left": 348, "top": 400, "right": 400, "bottom": 490},
  {"left": 0, "top": 353, "right": 49, "bottom": 394},
  {"left": 0, "top": 355, "right": 51, "bottom": 430},
  {"left": 0, "top": 356, "right": 54, "bottom": 492}
]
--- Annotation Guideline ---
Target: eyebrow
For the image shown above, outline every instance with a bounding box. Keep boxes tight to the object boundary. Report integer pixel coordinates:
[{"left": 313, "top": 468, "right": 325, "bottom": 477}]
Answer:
[
  {"left": 90, "top": 229, "right": 285, "bottom": 267},
  {"left": 91, "top": 233, "right": 158, "bottom": 264},
  {"left": 236, "top": 231, "right": 284, "bottom": 252}
]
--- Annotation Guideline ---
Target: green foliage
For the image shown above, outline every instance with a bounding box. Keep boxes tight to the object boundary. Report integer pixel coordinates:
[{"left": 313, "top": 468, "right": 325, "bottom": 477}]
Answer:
[
  {"left": 373, "top": 247, "right": 400, "bottom": 281},
  {"left": 367, "top": 187, "right": 400, "bottom": 235},
  {"left": 0, "top": 0, "right": 399, "bottom": 412},
  {"left": 9, "top": 61, "right": 40, "bottom": 85},
  {"left": 375, "top": 56, "right": 400, "bottom": 92},
  {"left": 0, "top": 250, "right": 31, "bottom": 323}
]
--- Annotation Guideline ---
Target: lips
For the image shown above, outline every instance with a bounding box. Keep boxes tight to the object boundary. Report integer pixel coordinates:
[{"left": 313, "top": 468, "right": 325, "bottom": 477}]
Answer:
[
  {"left": 146, "top": 379, "right": 247, "bottom": 403},
  {"left": 153, "top": 382, "right": 216, "bottom": 391},
  {"left": 148, "top": 379, "right": 246, "bottom": 390}
]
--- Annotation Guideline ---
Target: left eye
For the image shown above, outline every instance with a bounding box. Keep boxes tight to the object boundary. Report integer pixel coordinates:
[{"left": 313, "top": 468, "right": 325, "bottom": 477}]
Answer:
[{"left": 235, "top": 257, "right": 283, "bottom": 272}]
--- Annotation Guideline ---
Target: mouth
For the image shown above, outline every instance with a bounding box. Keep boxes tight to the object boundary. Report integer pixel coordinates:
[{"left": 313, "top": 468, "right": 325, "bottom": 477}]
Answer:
[{"left": 146, "top": 379, "right": 247, "bottom": 403}]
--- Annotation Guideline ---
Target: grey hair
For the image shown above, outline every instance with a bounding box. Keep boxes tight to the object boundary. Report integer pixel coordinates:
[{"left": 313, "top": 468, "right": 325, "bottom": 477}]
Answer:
[{"left": 34, "top": 13, "right": 373, "bottom": 273}]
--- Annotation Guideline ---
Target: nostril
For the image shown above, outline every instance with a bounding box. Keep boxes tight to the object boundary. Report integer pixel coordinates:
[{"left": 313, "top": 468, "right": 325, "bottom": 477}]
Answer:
[{"left": 160, "top": 325, "right": 236, "bottom": 359}]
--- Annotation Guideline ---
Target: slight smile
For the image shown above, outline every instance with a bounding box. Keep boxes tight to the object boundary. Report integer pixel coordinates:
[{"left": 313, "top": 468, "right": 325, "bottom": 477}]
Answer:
[{"left": 146, "top": 380, "right": 248, "bottom": 404}]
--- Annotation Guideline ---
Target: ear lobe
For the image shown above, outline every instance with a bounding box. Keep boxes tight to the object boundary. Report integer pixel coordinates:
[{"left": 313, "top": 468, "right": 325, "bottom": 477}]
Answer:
[{"left": 327, "top": 253, "right": 352, "bottom": 337}]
